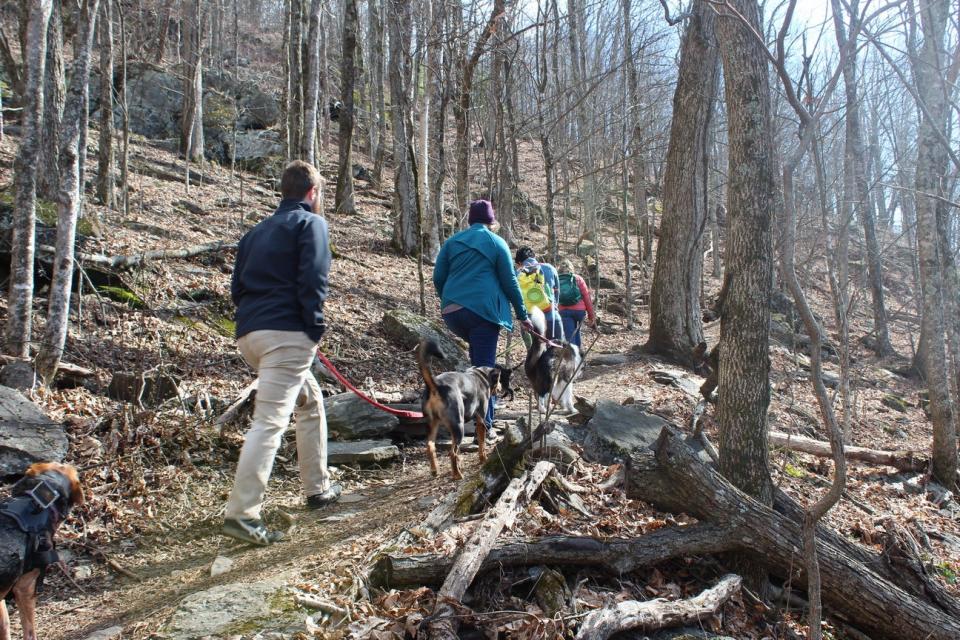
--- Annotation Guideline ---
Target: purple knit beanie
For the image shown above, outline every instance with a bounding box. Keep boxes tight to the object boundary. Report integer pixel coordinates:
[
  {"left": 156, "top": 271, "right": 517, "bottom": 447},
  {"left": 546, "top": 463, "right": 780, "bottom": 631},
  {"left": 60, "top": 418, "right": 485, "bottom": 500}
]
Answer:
[{"left": 468, "top": 199, "right": 496, "bottom": 225}]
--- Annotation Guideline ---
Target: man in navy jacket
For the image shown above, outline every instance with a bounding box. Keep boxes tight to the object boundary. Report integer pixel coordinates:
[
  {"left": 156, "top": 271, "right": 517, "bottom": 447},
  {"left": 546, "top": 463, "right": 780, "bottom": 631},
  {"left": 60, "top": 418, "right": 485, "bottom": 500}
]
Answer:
[{"left": 223, "top": 160, "right": 341, "bottom": 546}]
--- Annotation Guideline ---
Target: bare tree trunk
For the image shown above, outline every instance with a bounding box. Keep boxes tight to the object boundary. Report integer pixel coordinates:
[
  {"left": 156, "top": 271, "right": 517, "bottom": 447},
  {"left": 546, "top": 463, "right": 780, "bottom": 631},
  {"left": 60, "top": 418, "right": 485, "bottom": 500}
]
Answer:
[
  {"left": 424, "top": 0, "right": 446, "bottom": 260},
  {"left": 622, "top": 0, "right": 648, "bottom": 267},
  {"left": 96, "top": 0, "right": 114, "bottom": 208},
  {"left": 180, "top": 0, "right": 203, "bottom": 163},
  {"left": 714, "top": 0, "right": 776, "bottom": 592},
  {"left": 155, "top": 0, "right": 174, "bottom": 63},
  {"left": 335, "top": 0, "right": 357, "bottom": 214},
  {"left": 287, "top": 0, "right": 303, "bottom": 156},
  {"left": 37, "top": 1, "right": 63, "bottom": 202},
  {"left": 369, "top": 0, "right": 386, "bottom": 182},
  {"left": 36, "top": 0, "right": 101, "bottom": 381},
  {"left": 301, "top": 0, "right": 322, "bottom": 165},
  {"left": 388, "top": 0, "right": 417, "bottom": 254},
  {"left": 912, "top": 0, "right": 957, "bottom": 487},
  {"left": 453, "top": 0, "right": 506, "bottom": 219},
  {"left": 5, "top": 0, "right": 53, "bottom": 358},
  {"left": 645, "top": 0, "right": 718, "bottom": 365},
  {"left": 831, "top": 0, "right": 893, "bottom": 356},
  {"left": 117, "top": 0, "right": 129, "bottom": 216}
]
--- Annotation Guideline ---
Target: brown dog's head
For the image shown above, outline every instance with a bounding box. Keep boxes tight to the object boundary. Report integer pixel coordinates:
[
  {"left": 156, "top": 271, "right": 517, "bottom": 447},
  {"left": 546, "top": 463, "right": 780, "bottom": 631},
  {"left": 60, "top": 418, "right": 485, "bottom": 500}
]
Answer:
[{"left": 18, "top": 462, "right": 85, "bottom": 511}]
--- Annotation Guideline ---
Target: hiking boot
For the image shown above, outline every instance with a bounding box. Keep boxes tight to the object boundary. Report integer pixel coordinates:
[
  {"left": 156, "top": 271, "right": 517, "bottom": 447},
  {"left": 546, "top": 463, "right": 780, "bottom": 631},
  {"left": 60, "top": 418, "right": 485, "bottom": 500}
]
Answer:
[
  {"left": 306, "top": 484, "right": 342, "bottom": 509},
  {"left": 222, "top": 518, "right": 285, "bottom": 546}
]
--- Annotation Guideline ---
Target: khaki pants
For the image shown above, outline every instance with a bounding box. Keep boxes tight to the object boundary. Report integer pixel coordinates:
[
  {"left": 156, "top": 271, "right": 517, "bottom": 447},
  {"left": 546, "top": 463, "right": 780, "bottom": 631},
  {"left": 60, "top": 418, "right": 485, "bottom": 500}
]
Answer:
[{"left": 225, "top": 329, "right": 330, "bottom": 521}]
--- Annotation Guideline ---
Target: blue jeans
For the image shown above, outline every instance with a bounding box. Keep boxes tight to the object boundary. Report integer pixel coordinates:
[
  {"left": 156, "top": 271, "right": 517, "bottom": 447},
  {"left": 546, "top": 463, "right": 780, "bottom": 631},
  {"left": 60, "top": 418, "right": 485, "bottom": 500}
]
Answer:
[
  {"left": 442, "top": 307, "right": 500, "bottom": 428},
  {"left": 560, "top": 310, "right": 586, "bottom": 347}
]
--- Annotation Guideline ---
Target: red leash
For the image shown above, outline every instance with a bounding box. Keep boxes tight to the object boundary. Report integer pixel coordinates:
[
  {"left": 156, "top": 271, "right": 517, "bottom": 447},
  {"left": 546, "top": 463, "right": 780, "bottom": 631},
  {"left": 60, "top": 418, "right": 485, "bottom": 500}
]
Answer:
[{"left": 315, "top": 350, "right": 424, "bottom": 420}]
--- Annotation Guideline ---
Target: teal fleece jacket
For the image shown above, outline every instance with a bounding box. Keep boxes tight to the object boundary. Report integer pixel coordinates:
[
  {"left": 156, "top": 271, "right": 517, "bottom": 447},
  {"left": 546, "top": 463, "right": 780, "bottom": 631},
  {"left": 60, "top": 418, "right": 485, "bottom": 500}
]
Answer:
[{"left": 433, "top": 224, "right": 528, "bottom": 330}]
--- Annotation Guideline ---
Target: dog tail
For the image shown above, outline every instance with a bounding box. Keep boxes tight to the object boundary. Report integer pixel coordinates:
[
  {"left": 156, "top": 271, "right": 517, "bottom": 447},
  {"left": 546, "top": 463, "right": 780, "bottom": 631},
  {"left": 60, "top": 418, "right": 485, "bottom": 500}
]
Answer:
[{"left": 417, "top": 339, "right": 445, "bottom": 396}]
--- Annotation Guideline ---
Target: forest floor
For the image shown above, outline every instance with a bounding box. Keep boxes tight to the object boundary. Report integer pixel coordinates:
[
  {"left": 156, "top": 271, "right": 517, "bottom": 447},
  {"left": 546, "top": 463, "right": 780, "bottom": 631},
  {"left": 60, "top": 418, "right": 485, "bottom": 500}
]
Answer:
[{"left": 0, "top": 129, "right": 958, "bottom": 640}]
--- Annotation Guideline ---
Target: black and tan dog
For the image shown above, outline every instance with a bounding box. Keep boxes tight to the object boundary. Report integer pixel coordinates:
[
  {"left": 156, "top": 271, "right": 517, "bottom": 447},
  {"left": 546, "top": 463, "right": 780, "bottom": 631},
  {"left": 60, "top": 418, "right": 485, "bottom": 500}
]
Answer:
[
  {"left": 524, "top": 307, "right": 582, "bottom": 414},
  {"left": 417, "top": 340, "right": 510, "bottom": 479},
  {"left": 1, "top": 462, "right": 84, "bottom": 640}
]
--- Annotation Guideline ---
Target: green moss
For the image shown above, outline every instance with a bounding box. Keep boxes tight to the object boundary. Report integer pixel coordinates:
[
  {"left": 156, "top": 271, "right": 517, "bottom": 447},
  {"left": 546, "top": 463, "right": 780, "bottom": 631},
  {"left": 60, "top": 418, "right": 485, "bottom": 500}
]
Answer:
[
  {"left": 203, "top": 92, "right": 239, "bottom": 132},
  {"left": 210, "top": 314, "right": 236, "bottom": 338},
  {"left": 98, "top": 285, "right": 145, "bottom": 308},
  {"left": 784, "top": 462, "right": 806, "bottom": 479}
]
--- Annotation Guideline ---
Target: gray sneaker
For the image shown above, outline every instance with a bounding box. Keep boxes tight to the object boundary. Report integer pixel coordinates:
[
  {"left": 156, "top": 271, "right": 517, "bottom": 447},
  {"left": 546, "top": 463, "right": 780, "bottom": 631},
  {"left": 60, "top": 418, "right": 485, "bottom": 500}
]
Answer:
[
  {"left": 306, "top": 484, "right": 343, "bottom": 509},
  {"left": 222, "top": 518, "right": 285, "bottom": 546}
]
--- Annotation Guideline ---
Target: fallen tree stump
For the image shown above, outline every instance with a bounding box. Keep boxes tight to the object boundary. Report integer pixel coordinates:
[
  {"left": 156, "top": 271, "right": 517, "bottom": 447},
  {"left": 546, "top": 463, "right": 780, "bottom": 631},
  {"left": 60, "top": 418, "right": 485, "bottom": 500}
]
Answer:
[
  {"left": 769, "top": 431, "right": 926, "bottom": 471},
  {"left": 423, "top": 461, "right": 555, "bottom": 640},
  {"left": 626, "top": 427, "right": 960, "bottom": 640},
  {"left": 371, "top": 522, "right": 740, "bottom": 589},
  {"left": 574, "top": 573, "right": 742, "bottom": 640}
]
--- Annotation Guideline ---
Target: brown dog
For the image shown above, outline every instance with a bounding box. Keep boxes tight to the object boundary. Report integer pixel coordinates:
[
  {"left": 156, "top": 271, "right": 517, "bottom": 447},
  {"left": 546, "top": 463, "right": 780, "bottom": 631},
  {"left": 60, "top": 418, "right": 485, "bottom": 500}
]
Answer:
[
  {"left": 1, "top": 462, "right": 84, "bottom": 640},
  {"left": 417, "top": 340, "right": 508, "bottom": 479}
]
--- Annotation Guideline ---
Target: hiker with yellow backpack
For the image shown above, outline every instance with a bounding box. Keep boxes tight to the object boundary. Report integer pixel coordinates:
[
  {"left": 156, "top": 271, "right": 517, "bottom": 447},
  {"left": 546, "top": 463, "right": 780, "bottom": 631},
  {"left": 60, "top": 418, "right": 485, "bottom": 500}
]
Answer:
[{"left": 514, "top": 246, "right": 564, "bottom": 342}]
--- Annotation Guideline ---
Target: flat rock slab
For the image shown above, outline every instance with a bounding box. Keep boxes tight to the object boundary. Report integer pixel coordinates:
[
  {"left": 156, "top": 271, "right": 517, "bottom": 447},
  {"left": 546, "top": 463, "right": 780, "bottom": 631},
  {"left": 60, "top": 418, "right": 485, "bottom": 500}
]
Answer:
[
  {"left": 380, "top": 309, "right": 468, "bottom": 371},
  {"left": 0, "top": 385, "right": 68, "bottom": 477},
  {"left": 81, "top": 626, "right": 124, "bottom": 640},
  {"left": 328, "top": 440, "right": 400, "bottom": 464},
  {"left": 583, "top": 401, "right": 671, "bottom": 465},
  {"left": 650, "top": 367, "right": 701, "bottom": 399},
  {"left": 588, "top": 353, "right": 630, "bottom": 366},
  {"left": 165, "top": 576, "right": 288, "bottom": 639},
  {"left": 325, "top": 392, "right": 399, "bottom": 440}
]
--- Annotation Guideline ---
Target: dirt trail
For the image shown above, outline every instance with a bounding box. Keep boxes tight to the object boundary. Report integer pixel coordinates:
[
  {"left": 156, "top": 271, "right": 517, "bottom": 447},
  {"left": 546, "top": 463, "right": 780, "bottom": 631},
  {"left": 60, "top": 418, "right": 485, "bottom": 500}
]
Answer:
[{"left": 39, "top": 461, "right": 445, "bottom": 640}]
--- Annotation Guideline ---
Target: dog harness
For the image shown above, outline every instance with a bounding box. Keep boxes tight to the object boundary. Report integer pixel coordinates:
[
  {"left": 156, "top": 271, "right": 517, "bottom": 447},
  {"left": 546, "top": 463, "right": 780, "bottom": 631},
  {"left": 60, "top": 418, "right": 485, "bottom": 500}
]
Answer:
[{"left": 0, "top": 473, "right": 71, "bottom": 590}]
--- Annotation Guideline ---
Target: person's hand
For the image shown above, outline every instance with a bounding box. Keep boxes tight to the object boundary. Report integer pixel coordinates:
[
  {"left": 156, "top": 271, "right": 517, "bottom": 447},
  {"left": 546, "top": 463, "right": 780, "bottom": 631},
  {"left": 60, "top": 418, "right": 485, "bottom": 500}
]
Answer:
[
  {"left": 587, "top": 317, "right": 597, "bottom": 329},
  {"left": 521, "top": 319, "right": 536, "bottom": 333}
]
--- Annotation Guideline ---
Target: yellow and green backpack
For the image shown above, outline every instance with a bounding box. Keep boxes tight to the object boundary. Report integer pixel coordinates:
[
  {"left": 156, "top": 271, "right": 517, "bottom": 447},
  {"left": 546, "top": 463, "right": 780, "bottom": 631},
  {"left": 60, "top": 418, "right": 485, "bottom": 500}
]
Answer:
[{"left": 518, "top": 269, "right": 553, "bottom": 311}]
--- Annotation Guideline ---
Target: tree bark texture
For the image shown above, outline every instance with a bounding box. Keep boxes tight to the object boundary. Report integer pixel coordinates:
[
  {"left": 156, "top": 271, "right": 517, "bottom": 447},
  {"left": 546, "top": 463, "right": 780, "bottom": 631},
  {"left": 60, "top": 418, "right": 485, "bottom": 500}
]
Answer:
[
  {"left": 37, "top": 1, "right": 63, "bottom": 201},
  {"left": 6, "top": 0, "right": 53, "bottom": 358},
  {"left": 831, "top": 0, "right": 893, "bottom": 356},
  {"left": 646, "top": 1, "right": 718, "bottom": 365},
  {"left": 388, "top": 0, "right": 417, "bottom": 254},
  {"left": 371, "top": 523, "right": 739, "bottom": 589},
  {"left": 626, "top": 428, "right": 960, "bottom": 640},
  {"left": 335, "top": 0, "right": 357, "bottom": 215},
  {"left": 96, "top": 0, "right": 115, "bottom": 208},
  {"left": 714, "top": 0, "right": 777, "bottom": 589},
  {"left": 574, "top": 574, "right": 741, "bottom": 640},
  {"left": 912, "top": 0, "right": 957, "bottom": 486},
  {"left": 180, "top": 0, "right": 203, "bottom": 162},
  {"left": 300, "top": 0, "right": 322, "bottom": 165},
  {"left": 35, "top": 0, "right": 101, "bottom": 381}
]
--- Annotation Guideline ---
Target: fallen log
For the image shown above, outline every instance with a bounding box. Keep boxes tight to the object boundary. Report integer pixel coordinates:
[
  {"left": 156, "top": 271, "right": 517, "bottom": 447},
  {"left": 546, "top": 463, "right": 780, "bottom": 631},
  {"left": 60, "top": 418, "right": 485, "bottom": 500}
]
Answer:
[
  {"left": 423, "top": 461, "right": 555, "bottom": 640},
  {"left": 37, "top": 241, "right": 236, "bottom": 270},
  {"left": 453, "top": 420, "right": 553, "bottom": 517},
  {"left": 626, "top": 427, "right": 960, "bottom": 640},
  {"left": 769, "top": 431, "right": 926, "bottom": 471},
  {"left": 574, "top": 573, "right": 742, "bottom": 640},
  {"left": 370, "top": 522, "right": 740, "bottom": 589}
]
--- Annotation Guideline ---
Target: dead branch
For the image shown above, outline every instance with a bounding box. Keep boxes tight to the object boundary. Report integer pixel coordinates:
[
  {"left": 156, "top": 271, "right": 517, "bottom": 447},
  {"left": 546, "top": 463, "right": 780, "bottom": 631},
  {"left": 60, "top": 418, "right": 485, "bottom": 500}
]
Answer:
[
  {"left": 423, "top": 461, "right": 554, "bottom": 639},
  {"left": 575, "top": 573, "right": 742, "bottom": 640},
  {"left": 36, "top": 241, "right": 236, "bottom": 270},
  {"left": 768, "top": 431, "right": 926, "bottom": 471}
]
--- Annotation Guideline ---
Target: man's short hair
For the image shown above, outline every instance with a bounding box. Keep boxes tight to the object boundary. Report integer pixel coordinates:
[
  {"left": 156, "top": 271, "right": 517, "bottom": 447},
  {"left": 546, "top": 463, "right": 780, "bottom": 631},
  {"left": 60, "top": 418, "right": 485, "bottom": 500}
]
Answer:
[
  {"left": 515, "top": 246, "right": 535, "bottom": 264},
  {"left": 280, "top": 160, "right": 322, "bottom": 200}
]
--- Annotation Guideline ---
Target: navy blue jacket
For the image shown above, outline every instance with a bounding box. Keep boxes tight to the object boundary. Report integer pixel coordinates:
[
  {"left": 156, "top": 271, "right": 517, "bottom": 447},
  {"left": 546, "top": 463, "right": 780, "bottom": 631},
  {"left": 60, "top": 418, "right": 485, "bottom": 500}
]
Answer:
[{"left": 231, "top": 199, "right": 331, "bottom": 342}]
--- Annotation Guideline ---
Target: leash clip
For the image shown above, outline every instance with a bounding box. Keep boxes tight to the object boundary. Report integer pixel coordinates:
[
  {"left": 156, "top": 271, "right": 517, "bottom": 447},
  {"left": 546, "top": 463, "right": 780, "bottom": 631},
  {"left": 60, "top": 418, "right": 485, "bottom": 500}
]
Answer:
[{"left": 28, "top": 479, "right": 59, "bottom": 511}]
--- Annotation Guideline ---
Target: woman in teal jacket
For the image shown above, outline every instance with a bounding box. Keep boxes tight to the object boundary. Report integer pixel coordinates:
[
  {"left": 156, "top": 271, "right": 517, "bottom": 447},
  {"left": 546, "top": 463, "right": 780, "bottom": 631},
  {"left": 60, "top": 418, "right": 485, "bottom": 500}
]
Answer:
[{"left": 433, "top": 200, "right": 533, "bottom": 428}]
